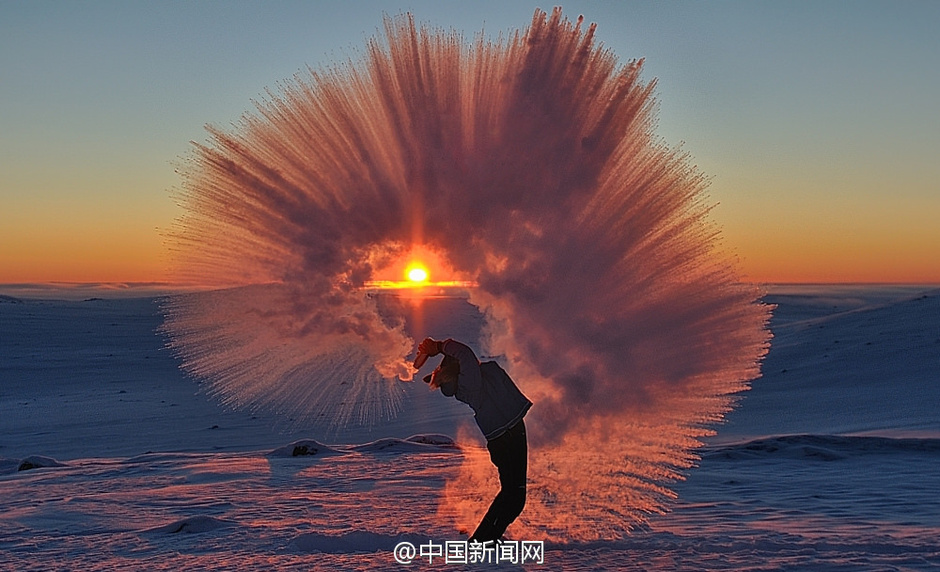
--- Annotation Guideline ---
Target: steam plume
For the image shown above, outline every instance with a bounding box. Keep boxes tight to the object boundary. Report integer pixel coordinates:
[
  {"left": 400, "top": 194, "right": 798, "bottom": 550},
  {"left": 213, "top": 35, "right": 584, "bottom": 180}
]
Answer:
[{"left": 162, "top": 8, "right": 771, "bottom": 539}]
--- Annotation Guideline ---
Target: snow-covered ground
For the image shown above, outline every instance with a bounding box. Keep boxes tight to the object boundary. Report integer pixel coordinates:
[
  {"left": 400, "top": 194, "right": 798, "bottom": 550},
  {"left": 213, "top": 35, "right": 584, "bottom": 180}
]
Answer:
[{"left": 1, "top": 285, "right": 938, "bottom": 570}]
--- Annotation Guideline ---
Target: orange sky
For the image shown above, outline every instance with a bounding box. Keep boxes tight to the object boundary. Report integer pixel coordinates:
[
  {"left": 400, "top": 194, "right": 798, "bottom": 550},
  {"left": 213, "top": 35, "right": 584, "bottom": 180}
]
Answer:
[
  {"left": 1, "top": 145, "right": 938, "bottom": 286},
  {"left": 2, "top": 203, "right": 937, "bottom": 285},
  {"left": 2, "top": 2, "right": 938, "bottom": 286}
]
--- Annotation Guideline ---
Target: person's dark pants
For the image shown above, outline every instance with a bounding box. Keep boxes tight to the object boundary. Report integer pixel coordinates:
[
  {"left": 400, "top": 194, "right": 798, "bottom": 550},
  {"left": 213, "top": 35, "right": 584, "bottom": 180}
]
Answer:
[{"left": 470, "top": 419, "right": 527, "bottom": 542}]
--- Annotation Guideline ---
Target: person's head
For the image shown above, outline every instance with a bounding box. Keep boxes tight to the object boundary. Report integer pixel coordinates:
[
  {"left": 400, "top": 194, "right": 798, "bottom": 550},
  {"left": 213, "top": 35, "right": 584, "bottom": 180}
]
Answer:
[{"left": 424, "top": 354, "right": 459, "bottom": 389}]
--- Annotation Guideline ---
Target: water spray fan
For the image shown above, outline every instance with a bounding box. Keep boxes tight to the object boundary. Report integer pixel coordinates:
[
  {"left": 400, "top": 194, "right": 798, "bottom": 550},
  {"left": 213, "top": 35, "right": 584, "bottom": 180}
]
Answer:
[{"left": 162, "top": 8, "right": 772, "bottom": 540}]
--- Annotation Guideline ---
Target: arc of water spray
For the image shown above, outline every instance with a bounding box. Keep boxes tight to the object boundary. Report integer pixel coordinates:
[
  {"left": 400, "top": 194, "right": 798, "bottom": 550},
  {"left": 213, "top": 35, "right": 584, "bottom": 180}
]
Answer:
[{"left": 162, "top": 8, "right": 771, "bottom": 540}]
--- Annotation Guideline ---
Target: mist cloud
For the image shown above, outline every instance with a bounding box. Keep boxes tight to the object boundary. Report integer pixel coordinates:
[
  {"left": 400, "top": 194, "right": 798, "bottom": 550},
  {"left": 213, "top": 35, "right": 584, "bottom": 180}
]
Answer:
[{"left": 163, "top": 8, "right": 771, "bottom": 539}]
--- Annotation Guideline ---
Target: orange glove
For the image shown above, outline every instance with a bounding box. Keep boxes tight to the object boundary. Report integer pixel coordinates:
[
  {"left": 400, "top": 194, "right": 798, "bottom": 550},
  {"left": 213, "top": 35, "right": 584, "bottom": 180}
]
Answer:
[
  {"left": 413, "top": 338, "right": 443, "bottom": 369},
  {"left": 418, "top": 338, "right": 444, "bottom": 357}
]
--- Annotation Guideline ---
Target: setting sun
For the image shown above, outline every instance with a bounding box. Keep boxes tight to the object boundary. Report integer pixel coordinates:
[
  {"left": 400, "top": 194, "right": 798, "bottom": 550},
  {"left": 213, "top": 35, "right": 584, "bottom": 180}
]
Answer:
[
  {"left": 407, "top": 265, "right": 428, "bottom": 283},
  {"left": 361, "top": 245, "right": 476, "bottom": 291}
]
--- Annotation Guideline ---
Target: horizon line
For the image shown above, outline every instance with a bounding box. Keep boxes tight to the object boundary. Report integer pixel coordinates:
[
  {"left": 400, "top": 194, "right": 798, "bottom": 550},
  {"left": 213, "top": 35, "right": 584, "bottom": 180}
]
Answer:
[{"left": 2, "top": 280, "right": 939, "bottom": 301}]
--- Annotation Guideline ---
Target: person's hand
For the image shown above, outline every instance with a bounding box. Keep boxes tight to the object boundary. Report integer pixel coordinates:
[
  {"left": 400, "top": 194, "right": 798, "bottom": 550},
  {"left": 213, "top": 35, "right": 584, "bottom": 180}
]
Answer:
[{"left": 418, "top": 338, "right": 443, "bottom": 357}]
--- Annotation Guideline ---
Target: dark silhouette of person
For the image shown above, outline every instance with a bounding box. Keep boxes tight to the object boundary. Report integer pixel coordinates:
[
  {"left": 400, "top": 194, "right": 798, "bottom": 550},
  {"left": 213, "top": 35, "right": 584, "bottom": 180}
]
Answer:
[{"left": 417, "top": 337, "right": 532, "bottom": 542}]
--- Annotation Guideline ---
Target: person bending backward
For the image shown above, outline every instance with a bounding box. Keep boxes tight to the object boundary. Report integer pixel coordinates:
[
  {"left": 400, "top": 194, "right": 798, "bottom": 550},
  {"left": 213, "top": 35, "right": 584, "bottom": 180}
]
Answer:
[{"left": 417, "top": 337, "right": 532, "bottom": 543}]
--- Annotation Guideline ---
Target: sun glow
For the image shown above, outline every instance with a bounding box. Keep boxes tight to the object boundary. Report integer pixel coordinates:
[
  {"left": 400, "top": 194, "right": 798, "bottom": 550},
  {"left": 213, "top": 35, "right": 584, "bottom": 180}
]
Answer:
[
  {"left": 362, "top": 248, "right": 476, "bottom": 291},
  {"left": 406, "top": 264, "right": 428, "bottom": 284},
  {"left": 363, "top": 264, "right": 475, "bottom": 290}
]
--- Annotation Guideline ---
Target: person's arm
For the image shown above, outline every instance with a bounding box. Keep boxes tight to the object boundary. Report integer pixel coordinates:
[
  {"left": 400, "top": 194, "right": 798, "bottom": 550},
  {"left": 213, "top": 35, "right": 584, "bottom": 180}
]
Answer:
[{"left": 441, "top": 339, "right": 482, "bottom": 406}]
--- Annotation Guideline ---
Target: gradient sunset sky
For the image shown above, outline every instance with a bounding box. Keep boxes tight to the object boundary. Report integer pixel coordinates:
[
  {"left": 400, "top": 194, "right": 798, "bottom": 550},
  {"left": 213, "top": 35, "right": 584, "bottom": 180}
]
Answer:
[{"left": 2, "top": 0, "right": 938, "bottom": 285}]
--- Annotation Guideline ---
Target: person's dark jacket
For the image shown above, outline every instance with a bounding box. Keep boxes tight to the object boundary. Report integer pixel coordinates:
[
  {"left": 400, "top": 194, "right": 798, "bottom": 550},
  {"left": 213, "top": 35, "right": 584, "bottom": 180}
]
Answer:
[{"left": 439, "top": 339, "right": 532, "bottom": 440}]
